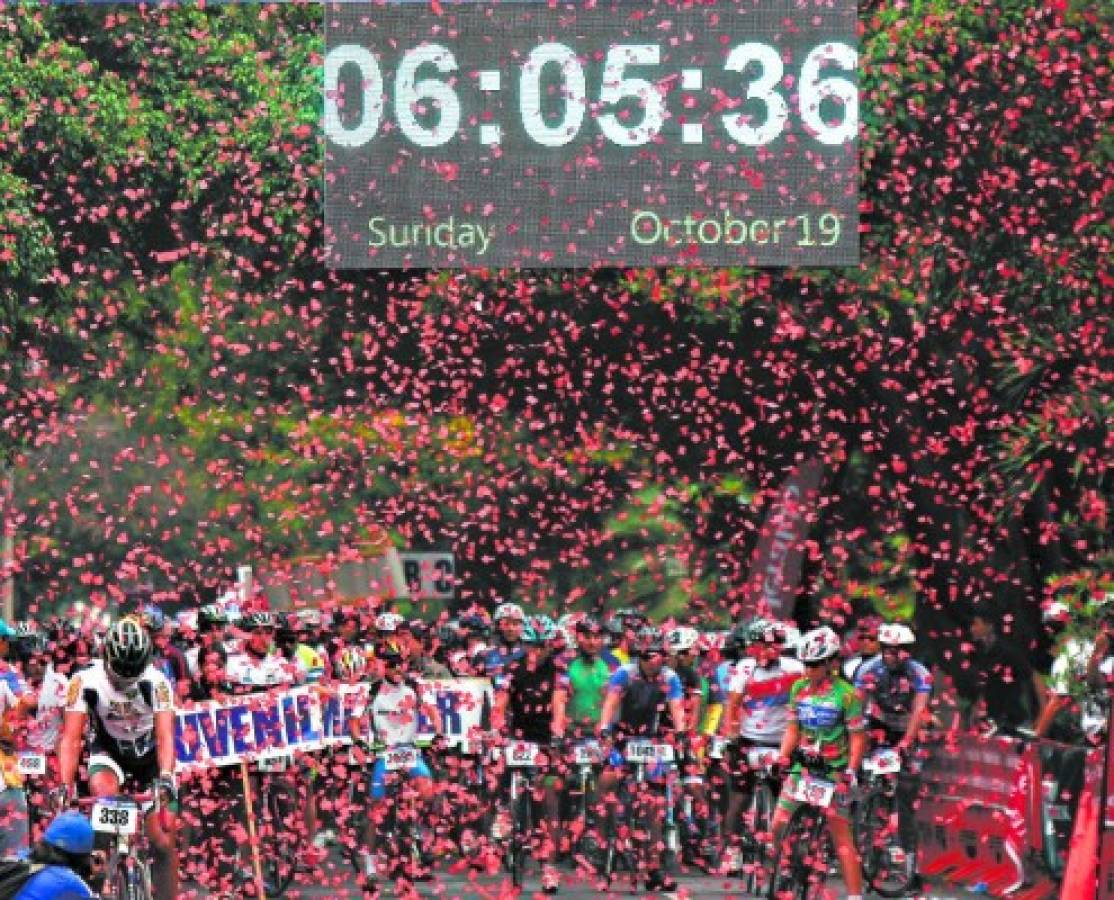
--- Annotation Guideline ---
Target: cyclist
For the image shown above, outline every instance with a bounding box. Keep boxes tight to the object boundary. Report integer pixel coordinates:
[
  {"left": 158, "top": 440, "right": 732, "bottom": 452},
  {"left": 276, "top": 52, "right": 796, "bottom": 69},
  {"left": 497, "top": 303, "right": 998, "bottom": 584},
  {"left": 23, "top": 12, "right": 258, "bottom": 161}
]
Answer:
[
  {"left": 360, "top": 639, "right": 442, "bottom": 885},
  {"left": 476, "top": 603, "right": 527, "bottom": 682},
  {"left": 225, "top": 611, "right": 300, "bottom": 691},
  {"left": 1, "top": 654, "right": 32, "bottom": 859},
  {"left": 771, "top": 625, "right": 866, "bottom": 900},
  {"left": 717, "top": 618, "right": 803, "bottom": 872},
  {"left": 57, "top": 617, "right": 179, "bottom": 898},
  {"left": 138, "top": 606, "right": 191, "bottom": 704},
  {"left": 12, "top": 810, "right": 98, "bottom": 899},
  {"left": 842, "top": 615, "right": 882, "bottom": 682},
  {"left": 597, "top": 627, "right": 686, "bottom": 894},
  {"left": 603, "top": 610, "right": 648, "bottom": 667},
  {"left": 492, "top": 615, "right": 563, "bottom": 893},
  {"left": 853, "top": 622, "right": 930, "bottom": 864},
  {"left": 553, "top": 616, "right": 612, "bottom": 739}
]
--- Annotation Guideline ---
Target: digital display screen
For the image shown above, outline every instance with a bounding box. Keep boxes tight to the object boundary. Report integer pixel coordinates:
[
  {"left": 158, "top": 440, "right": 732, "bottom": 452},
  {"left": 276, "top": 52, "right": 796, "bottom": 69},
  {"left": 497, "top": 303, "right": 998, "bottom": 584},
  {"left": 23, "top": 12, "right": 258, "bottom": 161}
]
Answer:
[{"left": 324, "top": 0, "right": 859, "bottom": 268}]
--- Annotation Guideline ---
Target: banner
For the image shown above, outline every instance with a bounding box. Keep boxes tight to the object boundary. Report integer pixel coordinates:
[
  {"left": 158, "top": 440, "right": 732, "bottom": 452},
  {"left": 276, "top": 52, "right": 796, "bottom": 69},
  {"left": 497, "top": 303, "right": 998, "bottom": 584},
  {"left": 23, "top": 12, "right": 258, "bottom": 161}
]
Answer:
[
  {"left": 742, "top": 457, "right": 823, "bottom": 619},
  {"left": 175, "top": 677, "right": 491, "bottom": 769}
]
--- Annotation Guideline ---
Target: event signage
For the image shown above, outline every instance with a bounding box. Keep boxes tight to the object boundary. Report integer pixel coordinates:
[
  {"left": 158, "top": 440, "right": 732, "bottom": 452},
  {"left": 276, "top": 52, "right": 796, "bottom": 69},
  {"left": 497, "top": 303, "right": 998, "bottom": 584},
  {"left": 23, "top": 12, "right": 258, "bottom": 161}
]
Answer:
[
  {"left": 399, "top": 550, "right": 456, "bottom": 600},
  {"left": 324, "top": 0, "right": 859, "bottom": 268},
  {"left": 175, "top": 678, "right": 491, "bottom": 769}
]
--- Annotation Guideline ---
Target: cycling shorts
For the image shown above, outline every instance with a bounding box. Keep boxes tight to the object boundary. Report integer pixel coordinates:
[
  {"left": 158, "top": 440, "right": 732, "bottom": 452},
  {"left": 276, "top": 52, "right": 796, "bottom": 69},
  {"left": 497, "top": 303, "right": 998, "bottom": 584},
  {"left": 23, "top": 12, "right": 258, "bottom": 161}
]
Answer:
[
  {"left": 776, "top": 770, "right": 853, "bottom": 821},
  {"left": 87, "top": 733, "right": 160, "bottom": 788},
  {"left": 369, "top": 752, "right": 432, "bottom": 800}
]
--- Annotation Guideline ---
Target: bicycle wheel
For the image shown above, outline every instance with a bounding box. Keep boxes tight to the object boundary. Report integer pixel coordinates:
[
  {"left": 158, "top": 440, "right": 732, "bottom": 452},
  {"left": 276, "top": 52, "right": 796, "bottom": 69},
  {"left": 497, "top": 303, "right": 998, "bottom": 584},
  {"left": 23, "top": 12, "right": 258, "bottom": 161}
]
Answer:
[
  {"left": 338, "top": 777, "right": 369, "bottom": 875},
  {"left": 742, "top": 780, "right": 775, "bottom": 894},
  {"left": 260, "top": 778, "right": 302, "bottom": 896},
  {"left": 766, "top": 804, "right": 828, "bottom": 900},
  {"left": 508, "top": 782, "right": 532, "bottom": 887},
  {"left": 856, "top": 789, "right": 917, "bottom": 897}
]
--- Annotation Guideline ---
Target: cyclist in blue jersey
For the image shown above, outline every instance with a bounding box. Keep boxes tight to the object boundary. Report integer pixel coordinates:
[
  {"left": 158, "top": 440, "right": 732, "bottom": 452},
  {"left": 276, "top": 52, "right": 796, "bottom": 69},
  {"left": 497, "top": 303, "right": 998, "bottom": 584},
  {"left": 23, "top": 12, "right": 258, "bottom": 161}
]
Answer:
[
  {"left": 853, "top": 622, "right": 932, "bottom": 856},
  {"left": 13, "top": 811, "right": 97, "bottom": 900},
  {"left": 596, "top": 628, "right": 686, "bottom": 894},
  {"left": 477, "top": 603, "right": 527, "bottom": 684}
]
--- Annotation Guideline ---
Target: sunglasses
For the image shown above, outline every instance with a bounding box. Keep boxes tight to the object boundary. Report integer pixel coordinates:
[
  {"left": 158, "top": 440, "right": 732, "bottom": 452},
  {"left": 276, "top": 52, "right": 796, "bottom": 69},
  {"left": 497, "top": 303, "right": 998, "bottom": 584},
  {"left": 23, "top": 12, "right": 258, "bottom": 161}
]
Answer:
[
  {"left": 804, "top": 660, "right": 828, "bottom": 669},
  {"left": 859, "top": 633, "right": 880, "bottom": 641}
]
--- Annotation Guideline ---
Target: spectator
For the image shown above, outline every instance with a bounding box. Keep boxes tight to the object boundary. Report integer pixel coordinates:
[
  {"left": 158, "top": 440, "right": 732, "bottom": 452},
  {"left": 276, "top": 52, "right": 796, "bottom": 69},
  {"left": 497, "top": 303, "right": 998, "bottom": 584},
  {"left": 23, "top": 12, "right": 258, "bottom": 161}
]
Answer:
[{"left": 966, "top": 610, "right": 1046, "bottom": 733}]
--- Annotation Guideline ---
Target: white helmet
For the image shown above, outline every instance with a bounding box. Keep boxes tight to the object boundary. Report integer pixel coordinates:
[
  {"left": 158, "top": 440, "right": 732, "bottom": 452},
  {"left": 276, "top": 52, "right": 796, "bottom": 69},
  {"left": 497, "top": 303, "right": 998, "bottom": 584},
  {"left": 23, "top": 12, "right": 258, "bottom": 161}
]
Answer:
[
  {"left": 797, "top": 626, "right": 841, "bottom": 664},
  {"left": 1041, "top": 601, "right": 1071, "bottom": 625},
  {"left": 375, "top": 612, "right": 405, "bottom": 634},
  {"left": 494, "top": 602, "right": 525, "bottom": 623},
  {"left": 779, "top": 622, "right": 801, "bottom": 652},
  {"left": 335, "top": 646, "right": 367, "bottom": 680},
  {"left": 665, "top": 626, "right": 700, "bottom": 654},
  {"left": 878, "top": 623, "right": 916, "bottom": 647}
]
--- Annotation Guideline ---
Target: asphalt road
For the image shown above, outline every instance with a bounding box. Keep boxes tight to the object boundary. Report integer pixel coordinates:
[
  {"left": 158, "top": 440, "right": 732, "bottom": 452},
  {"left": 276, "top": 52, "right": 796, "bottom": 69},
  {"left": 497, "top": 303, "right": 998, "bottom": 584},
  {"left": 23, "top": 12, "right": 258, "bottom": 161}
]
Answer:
[{"left": 186, "top": 851, "right": 970, "bottom": 898}]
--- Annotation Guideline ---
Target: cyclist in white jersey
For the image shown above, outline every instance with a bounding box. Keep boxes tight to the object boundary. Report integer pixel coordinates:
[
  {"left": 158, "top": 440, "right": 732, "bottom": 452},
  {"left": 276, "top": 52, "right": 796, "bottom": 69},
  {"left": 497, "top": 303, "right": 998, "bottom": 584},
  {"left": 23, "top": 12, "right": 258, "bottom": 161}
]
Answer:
[
  {"left": 356, "top": 640, "right": 441, "bottom": 885},
  {"left": 718, "top": 619, "right": 803, "bottom": 870},
  {"left": 224, "top": 611, "right": 300, "bottom": 691},
  {"left": 57, "top": 618, "right": 179, "bottom": 898}
]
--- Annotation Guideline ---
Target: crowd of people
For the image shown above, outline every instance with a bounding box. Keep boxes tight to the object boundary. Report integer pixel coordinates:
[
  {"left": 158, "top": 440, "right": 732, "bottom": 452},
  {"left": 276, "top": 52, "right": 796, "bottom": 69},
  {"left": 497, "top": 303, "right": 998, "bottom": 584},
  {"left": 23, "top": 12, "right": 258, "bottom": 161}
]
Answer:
[{"left": 0, "top": 589, "right": 1110, "bottom": 898}]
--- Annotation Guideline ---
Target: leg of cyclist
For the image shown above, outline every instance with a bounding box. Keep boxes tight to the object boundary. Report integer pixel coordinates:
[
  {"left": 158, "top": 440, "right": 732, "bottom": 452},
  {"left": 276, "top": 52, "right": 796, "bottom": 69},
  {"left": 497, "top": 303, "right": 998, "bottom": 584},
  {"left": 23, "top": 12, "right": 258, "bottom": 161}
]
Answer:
[
  {"left": 363, "top": 757, "right": 388, "bottom": 883},
  {"left": 146, "top": 801, "right": 179, "bottom": 899},
  {"left": 826, "top": 809, "right": 863, "bottom": 898}
]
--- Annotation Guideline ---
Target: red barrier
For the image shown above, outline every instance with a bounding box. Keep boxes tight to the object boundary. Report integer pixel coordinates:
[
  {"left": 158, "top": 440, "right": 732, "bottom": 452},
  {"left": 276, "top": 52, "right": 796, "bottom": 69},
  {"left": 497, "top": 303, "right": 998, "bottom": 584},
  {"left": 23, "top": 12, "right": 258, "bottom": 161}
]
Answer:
[{"left": 915, "top": 734, "right": 1032, "bottom": 896}]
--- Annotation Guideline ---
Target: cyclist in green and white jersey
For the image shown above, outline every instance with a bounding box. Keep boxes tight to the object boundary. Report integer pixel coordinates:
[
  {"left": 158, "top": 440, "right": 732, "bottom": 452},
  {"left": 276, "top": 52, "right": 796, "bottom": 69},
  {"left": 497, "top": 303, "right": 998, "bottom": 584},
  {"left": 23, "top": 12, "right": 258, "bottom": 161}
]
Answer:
[{"left": 771, "top": 626, "right": 866, "bottom": 900}]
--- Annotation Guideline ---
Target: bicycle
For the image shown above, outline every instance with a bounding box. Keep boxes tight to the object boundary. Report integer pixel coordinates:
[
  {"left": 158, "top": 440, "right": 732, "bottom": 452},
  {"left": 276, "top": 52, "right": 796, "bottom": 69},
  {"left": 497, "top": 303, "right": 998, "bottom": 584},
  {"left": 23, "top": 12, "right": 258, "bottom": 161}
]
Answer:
[
  {"left": 368, "top": 743, "right": 434, "bottom": 883},
  {"left": 253, "top": 753, "right": 306, "bottom": 897},
  {"left": 765, "top": 756, "right": 841, "bottom": 900},
  {"left": 497, "top": 738, "right": 547, "bottom": 887},
  {"left": 596, "top": 737, "right": 677, "bottom": 890},
  {"left": 715, "top": 738, "right": 780, "bottom": 893},
  {"left": 854, "top": 745, "right": 918, "bottom": 897},
  {"left": 80, "top": 790, "right": 156, "bottom": 900},
  {"left": 565, "top": 737, "right": 605, "bottom": 869}
]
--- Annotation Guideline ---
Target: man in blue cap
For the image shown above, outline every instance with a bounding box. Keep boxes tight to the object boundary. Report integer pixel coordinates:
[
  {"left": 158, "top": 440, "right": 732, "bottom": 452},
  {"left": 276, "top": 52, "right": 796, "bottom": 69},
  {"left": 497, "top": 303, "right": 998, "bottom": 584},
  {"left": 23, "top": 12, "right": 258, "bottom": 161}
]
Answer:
[{"left": 5, "top": 810, "right": 96, "bottom": 898}]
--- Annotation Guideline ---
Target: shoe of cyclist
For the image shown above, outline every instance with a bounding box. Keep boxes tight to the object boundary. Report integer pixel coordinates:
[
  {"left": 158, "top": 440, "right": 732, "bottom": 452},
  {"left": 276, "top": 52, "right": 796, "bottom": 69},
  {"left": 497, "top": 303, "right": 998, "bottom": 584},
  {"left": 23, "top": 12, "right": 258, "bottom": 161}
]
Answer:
[
  {"left": 542, "top": 863, "right": 560, "bottom": 895},
  {"left": 645, "top": 868, "right": 678, "bottom": 894}
]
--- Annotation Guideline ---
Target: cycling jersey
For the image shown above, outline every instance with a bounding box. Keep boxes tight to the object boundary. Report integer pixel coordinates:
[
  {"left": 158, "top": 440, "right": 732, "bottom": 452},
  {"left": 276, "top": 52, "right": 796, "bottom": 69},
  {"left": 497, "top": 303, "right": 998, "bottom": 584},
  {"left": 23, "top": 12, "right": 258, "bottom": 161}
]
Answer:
[
  {"left": 22, "top": 667, "right": 69, "bottom": 753},
  {"left": 560, "top": 655, "right": 611, "bottom": 730},
  {"left": 13, "top": 865, "right": 94, "bottom": 900},
  {"left": 788, "top": 676, "right": 863, "bottom": 771},
  {"left": 853, "top": 656, "right": 932, "bottom": 734},
  {"left": 224, "top": 651, "right": 297, "bottom": 693},
  {"left": 727, "top": 657, "right": 804, "bottom": 744},
  {"left": 293, "top": 644, "right": 326, "bottom": 682},
  {"left": 477, "top": 642, "right": 525, "bottom": 687},
  {"left": 370, "top": 680, "right": 425, "bottom": 747},
  {"left": 607, "top": 663, "right": 683, "bottom": 736},
  {"left": 63, "top": 661, "right": 174, "bottom": 763},
  {"left": 500, "top": 654, "right": 558, "bottom": 743}
]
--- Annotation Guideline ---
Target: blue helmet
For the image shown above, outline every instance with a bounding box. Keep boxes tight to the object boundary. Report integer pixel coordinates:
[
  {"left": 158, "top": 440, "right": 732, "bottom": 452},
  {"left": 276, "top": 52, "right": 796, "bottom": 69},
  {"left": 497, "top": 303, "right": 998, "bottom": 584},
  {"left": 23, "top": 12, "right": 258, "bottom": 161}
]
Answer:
[{"left": 43, "top": 811, "right": 95, "bottom": 855}]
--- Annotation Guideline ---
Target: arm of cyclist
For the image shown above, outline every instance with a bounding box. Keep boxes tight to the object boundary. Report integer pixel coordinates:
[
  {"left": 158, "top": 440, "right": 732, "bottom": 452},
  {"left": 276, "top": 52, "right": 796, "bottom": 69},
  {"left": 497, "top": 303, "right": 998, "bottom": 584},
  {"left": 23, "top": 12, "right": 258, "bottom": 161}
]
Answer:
[
  {"left": 551, "top": 684, "right": 568, "bottom": 739},
  {"left": 898, "top": 690, "right": 930, "bottom": 752},
  {"left": 155, "top": 708, "right": 177, "bottom": 794},
  {"left": 57, "top": 680, "right": 88, "bottom": 799}
]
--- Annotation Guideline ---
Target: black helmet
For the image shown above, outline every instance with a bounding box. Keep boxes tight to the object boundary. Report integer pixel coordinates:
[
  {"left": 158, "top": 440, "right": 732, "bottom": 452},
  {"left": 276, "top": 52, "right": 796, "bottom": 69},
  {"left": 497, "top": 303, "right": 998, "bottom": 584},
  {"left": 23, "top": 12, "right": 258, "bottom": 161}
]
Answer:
[
  {"left": 636, "top": 624, "right": 665, "bottom": 655},
  {"left": 576, "top": 615, "right": 603, "bottom": 635},
  {"left": 198, "top": 605, "right": 227, "bottom": 629},
  {"left": 242, "top": 611, "right": 276, "bottom": 632},
  {"left": 103, "top": 618, "right": 153, "bottom": 680},
  {"left": 724, "top": 622, "right": 750, "bottom": 653}
]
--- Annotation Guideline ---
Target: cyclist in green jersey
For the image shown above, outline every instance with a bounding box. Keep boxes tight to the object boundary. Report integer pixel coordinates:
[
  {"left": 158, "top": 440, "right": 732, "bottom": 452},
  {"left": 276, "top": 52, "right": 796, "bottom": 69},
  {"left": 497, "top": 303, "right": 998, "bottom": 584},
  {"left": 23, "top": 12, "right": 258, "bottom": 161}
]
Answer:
[
  {"left": 552, "top": 617, "right": 613, "bottom": 737},
  {"left": 772, "top": 626, "right": 866, "bottom": 900}
]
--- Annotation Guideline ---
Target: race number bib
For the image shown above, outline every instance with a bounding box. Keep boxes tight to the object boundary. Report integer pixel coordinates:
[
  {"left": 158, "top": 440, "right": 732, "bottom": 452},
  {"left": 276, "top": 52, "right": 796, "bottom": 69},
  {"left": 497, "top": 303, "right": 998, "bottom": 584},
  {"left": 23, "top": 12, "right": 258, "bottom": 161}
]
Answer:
[
  {"left": 864, "top": 749, "right": 901, "bottom": 775},
  {"left": 256, "top": 754, "right": 291, "bottom": 773},
  {"left": 381, "top": 746, "right": 420, "bottom": 771},
  {"left": 625, "top": 740, "right": 674, "bottom": 764},
  {"left": 92, "top": 798, "right": 140, "bottom": 835},
  {"left": 505, "top": 741, "right": 541, "bottom": 767},
  {"left": 573, "top": 741, "right": 602, "bottom": 765},
  {"left": 16, "top": 753, "right": 47, "bottom": 776},
  {"left": 789, "top": 773, "right": 836, "bottom": 808},
  {"left": 745, "top": 747, "right": 780, "bottom": 770}
]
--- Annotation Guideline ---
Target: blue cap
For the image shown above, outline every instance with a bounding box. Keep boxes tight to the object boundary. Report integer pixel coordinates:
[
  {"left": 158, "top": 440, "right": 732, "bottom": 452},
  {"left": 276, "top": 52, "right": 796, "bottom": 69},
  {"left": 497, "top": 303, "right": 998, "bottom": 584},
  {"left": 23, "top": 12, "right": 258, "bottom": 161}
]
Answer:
[
  {"left": 0, "top": 619, "right": 14, "bottom": 639},
  {"left": 43, "top": 811, "right": 95, "bottom": 855}
]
